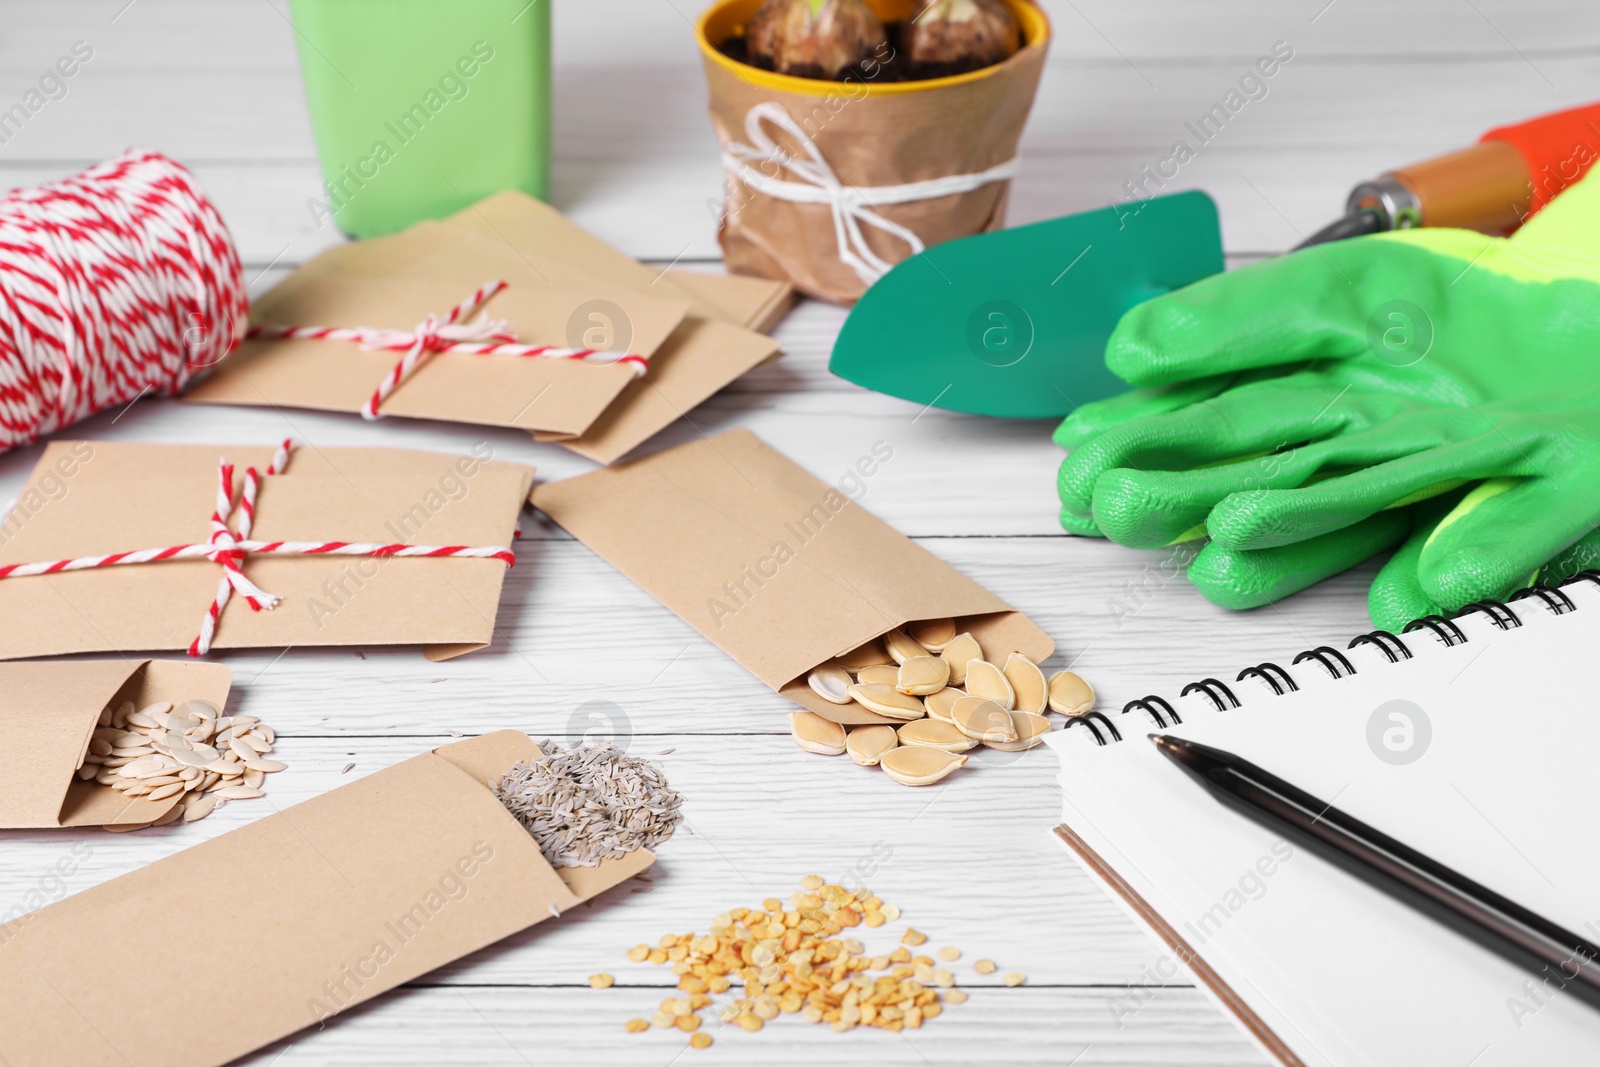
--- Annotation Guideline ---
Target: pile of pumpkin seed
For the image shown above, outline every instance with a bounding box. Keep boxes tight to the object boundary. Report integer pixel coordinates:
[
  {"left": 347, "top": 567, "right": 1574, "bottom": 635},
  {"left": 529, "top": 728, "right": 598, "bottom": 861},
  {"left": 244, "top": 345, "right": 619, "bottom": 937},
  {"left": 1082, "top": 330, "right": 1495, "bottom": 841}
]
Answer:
[
  {"left": 78, "top": 697, "right": 284, "bottom": 829},
  {"left": 794, "top": 618, "right": 1095, "bottom": 785}
]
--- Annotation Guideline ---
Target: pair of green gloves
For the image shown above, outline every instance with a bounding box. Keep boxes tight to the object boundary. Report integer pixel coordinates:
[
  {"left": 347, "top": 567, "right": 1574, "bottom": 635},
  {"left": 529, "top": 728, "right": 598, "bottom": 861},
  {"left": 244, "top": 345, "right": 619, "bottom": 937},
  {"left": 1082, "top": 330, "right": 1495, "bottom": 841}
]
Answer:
[{"left": 1056, "top": 168, "right": 1600, "bottom": 629}]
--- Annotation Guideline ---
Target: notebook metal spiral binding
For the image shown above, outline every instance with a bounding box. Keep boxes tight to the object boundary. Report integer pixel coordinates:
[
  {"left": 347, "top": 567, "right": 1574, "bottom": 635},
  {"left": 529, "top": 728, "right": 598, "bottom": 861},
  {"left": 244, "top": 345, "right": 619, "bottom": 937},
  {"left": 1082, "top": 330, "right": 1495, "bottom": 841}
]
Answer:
[
  {"left": 1404, "top": 613, "right": 1470, "bottom": 646},
  {"left": 1182, "top": 678, "right": 1241, "bottom": 711},
  {"left": 1348, "top": 629, "right": 1412, "bottom": 662},
  {"left": 1073, "top": 569, "right": 1599, "bottom": 747},
  {"left": 1458, "top": 600, "right": 1521, "bottom": 629},
  {"left": 1064, "top": 710, "right": 1122, "bottom": 745},
  {"left": 1123, "top": 695, "right": 1181, "bottom": 726},
  {"left": 1236, "top": 662, "right": 1298, "bottom": 695}
]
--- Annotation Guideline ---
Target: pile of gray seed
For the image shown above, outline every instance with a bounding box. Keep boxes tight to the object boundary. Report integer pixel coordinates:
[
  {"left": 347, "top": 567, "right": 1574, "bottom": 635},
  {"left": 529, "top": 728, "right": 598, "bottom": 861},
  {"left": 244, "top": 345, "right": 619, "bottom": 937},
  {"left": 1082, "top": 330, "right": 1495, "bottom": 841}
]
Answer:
[{"left": 492, "top": 740, "right": 684, "bottom": 868}]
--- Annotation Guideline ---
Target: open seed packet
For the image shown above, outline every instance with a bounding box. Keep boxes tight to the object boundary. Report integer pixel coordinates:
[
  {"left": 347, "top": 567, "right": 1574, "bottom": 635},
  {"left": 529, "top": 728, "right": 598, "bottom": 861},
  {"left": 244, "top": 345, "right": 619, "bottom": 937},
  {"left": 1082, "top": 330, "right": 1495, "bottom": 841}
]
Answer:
[
  {"left": 0, "top": 439, "right": 532, "bottom": 661},
  {"left": 532, "top": 429, "right": 1053, "bottom": 720},
  {"left": 0, "top": 659, "right": 231, "bottom": 829},
  {"left": 0, "top": 731, "right": 658, "bottom": 1067}
]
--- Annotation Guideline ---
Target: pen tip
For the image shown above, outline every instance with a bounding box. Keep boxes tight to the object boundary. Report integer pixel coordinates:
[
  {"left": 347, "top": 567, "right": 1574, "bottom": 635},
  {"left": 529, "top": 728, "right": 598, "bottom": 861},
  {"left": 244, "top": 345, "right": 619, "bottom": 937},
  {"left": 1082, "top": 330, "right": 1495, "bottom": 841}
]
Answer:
[{"left": 1148, "top": 733, "right": 1169, "bottom": 747}]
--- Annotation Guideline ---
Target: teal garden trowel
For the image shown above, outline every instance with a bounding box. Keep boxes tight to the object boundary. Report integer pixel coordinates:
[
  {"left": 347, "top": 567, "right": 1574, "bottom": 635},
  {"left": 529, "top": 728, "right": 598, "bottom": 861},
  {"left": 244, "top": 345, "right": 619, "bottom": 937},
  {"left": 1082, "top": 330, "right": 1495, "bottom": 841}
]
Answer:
[{"left": 829, "top": 191, "right": 1223, "bottom": 418}]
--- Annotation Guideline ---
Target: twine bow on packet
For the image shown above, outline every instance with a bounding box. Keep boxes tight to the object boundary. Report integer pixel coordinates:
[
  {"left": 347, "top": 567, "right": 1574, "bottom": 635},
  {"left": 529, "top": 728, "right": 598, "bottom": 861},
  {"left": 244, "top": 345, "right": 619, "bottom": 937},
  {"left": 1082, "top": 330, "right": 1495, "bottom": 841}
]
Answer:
[
  {"left": 246, "top": 280, "right": 649, "bottom": 421},
  {"left": 0, "top": 439, "right": 536, "bottom": 661},
  {"left": 186, "top": 225, "right": 695, "bottom": 438}
]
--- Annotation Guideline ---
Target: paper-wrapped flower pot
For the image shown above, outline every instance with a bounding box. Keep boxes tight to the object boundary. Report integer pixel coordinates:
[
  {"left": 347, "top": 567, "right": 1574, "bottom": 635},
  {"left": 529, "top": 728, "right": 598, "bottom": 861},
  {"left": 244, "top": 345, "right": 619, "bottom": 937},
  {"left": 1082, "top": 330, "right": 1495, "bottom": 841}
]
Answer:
[{"left": 697, "top": 0, "right": 1050, "bottom": 304}]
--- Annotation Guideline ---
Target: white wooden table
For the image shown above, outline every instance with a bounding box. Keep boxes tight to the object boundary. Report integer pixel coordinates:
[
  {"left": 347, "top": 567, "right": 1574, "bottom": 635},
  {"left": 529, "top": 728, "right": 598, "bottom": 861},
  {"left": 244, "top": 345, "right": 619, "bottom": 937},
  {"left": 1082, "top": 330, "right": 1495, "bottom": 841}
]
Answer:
[{"left": 0, "top": 2, "right": 1590, "bottom": 1063}]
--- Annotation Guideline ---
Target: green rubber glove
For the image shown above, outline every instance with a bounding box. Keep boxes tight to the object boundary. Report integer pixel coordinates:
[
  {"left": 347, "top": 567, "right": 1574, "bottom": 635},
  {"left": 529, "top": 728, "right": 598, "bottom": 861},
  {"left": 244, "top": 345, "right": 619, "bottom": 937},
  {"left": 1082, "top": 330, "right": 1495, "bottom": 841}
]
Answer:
[{"left": 1055, "top": 168, "right": 1600, "bottom": 628}]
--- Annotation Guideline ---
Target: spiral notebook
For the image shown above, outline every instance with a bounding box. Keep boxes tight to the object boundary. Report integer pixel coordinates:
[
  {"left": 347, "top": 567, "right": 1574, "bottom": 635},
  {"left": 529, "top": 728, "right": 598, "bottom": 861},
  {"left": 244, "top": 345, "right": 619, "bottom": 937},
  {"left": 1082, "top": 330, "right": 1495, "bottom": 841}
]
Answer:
[{"left": 1044, "top": 577, "right": 1600, "bottom": 1067}]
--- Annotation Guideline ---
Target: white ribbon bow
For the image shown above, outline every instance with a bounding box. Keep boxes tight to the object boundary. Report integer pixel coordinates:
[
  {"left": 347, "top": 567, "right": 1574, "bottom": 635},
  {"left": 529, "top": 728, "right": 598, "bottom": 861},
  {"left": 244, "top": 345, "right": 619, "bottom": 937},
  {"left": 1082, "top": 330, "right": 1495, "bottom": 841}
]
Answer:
[{"left": 721, "top": 101, "right": 1020, "bottom": 287}]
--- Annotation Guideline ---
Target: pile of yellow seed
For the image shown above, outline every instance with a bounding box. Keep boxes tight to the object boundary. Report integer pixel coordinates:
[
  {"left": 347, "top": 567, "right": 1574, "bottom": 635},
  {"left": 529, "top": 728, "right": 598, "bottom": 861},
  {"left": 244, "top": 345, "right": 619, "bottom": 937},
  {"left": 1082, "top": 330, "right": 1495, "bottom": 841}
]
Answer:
[{"left": 613, "top": 875, "right": 1025, "bottom": 1049}]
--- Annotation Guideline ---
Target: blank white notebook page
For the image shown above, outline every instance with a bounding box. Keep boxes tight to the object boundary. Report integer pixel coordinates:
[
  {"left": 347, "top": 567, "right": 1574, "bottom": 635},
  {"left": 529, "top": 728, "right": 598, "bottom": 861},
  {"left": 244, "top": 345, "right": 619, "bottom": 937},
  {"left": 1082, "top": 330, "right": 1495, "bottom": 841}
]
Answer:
[{"left": 1046, "top": 583, "right": 1600, "bottom": 1067}]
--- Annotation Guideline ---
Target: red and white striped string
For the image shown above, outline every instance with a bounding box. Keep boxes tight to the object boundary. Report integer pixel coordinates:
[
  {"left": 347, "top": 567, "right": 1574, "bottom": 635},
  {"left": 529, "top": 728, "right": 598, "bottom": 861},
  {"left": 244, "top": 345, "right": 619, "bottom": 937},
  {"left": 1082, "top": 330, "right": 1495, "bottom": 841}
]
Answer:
[
  {"left": 0, "top": 149, "right": 245, "bottom": 452},
  {"left": 0, "top": 439, "right": 516, "bottom": 656},
  {"left": 246, "top": 280, "right": 649, "bottom": 420}
]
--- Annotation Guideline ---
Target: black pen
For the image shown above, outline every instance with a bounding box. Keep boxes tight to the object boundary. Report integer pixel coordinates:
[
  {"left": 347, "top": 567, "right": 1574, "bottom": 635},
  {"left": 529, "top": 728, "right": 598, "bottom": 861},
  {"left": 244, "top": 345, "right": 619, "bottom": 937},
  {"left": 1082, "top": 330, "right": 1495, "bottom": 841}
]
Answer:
[{"left": 1150, "top": 733, "right": 1600, "bottom": 1004}]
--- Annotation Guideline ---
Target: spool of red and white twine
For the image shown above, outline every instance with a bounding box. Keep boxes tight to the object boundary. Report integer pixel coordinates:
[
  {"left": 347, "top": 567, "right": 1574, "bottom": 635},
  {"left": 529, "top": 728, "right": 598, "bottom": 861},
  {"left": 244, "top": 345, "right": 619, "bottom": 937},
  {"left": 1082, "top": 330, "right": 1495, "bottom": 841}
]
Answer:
[{"left": 0, "top": 149, "right": 246, "bottom": 451}]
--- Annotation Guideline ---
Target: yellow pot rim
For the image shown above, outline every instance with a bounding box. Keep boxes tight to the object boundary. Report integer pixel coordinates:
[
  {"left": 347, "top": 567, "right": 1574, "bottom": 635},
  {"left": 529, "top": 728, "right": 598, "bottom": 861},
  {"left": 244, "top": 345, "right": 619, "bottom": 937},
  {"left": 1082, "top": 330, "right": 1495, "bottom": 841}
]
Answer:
[{"left": 696, "top": 0, "right": 1050, "bottom": 98}]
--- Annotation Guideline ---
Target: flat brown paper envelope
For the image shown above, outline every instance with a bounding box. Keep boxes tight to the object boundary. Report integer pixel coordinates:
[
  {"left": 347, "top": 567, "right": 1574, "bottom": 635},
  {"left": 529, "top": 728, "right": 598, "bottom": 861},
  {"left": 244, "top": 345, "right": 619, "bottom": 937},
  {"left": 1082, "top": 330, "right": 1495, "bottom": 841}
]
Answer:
[
  {"left": 0, "top": 659, "right": 231, "bottom": 828},
  {"left": 0, "top": 730, "right": 654, "bottom": 1067},
  {"left": 185, "top": 225, "right": 690, "bottom": 436},
  {"left": 447, "top": 190, "right": 794, "bottom": 332},
  {"left": 532, "top": 429, "right": 1053, "bottom": 720},
  {"left": 444, "top": 193, "right": 788, "bottom": 464},
  {"left": 0, "top": 441, "right": 533, "bottom": 661}
]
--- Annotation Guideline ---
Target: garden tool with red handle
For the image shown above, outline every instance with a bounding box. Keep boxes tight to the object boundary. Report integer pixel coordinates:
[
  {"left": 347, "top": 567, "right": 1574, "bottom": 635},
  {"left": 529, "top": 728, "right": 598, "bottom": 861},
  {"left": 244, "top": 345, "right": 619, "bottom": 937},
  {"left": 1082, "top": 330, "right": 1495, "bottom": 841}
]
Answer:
[{"left": 831, "top": 99, "right": 1600, "bottom": 418}]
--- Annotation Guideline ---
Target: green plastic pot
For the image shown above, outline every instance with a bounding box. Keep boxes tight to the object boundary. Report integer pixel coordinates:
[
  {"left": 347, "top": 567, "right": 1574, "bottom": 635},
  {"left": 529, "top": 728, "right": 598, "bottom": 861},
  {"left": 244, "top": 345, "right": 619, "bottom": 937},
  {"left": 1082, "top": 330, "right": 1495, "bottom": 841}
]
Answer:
[{"left": 289, "top": 0, "right": 551, "bottom": 238}]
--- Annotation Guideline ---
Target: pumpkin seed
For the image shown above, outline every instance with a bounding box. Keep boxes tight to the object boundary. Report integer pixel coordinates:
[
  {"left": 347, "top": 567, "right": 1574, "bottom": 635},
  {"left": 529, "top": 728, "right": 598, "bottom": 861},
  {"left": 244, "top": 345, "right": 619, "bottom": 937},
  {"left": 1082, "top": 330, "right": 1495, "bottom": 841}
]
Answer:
[
  {"left": 882, "top": 628, "right": 928, "bottom": 665},
  {"left": 963, "top": 659, "right": 1015, "bottom": 710},
  {"left": 807, "top": 662, "right": 854, "bottom": 705},
  {"left": 895, "top": 655, "right": 950, "bottom": 696},
  {"left": 1047, "top": 670, "right": 1096, "bottom": 715},
  {"left": 896, "top": 718, "right": 977, "bottom": 753},
  {"left": 837, "top": 639, "right": 892, "bottom": 670},
  {"left": 939, "top": 633, "right": 982, "bottom": 684},
  {"left": 950, "top": 696, "right": 1017, "bottom": 743},
  {"left": 790, "top": 712, "right": 847, "bottom": 756},
  {"left": 879, "top": 746, "right": 967, "bottom": 786},
  {"left": 1003, "top": 652, "right": 1048, "bottom": 715},
  {"left": 182, "top": 796, "right": 216, "bottom": 822},
  {"left": 845, "top": 724, "right": 898, "bottom": 766},
  {"left": 854, "top": 664, "right": 900, "bottom": 686},
  {"left": 906, "top": 617, "right": 957, "bottom": 651},
  {"left": 923, "top": 687, "right": 964, "bottom": 724},
  {"left": 846, "top": 683, "right": 926, "bottom": 721},
  {"left": 983, "top": 711, "right": 1052, "bottom": 752}
]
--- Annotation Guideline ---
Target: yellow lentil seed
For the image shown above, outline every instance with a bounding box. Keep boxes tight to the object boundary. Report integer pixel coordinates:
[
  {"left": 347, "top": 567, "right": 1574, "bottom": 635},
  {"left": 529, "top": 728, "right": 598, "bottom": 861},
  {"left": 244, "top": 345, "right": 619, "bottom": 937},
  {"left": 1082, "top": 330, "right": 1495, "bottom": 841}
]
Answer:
[
  {"left": 737, "top": 1012, "right": 764, "bottom": 1032},
  {"left": 690, "top": 1032, "right": 713, "bottom": 1049},
  {"left": 973, "top": 958, "right": 997, "bottom": 975},
  {"left": 588, "top": 974, "right": 614, "bottom": 989},
  {"left": 937, "top": 946, "right": 960, "bottom": 962},
  {"left": 902, "top": 928, "right": 927, "bottom": 946},
  {"left": 624, "top": 1018, "right": 649, "bottom": 1033},
  {"left": 627, "top": 944, "right": 650, "bottom": 962},
  {"left": 1003, "top": 972, "right": 1026, "bottom": 987},
  {"left": 945, "top": 989, "right": 969, "bottom": 1005},
  {"left": 676, "top": 1015, "right": 702, "bottom": 1032}
]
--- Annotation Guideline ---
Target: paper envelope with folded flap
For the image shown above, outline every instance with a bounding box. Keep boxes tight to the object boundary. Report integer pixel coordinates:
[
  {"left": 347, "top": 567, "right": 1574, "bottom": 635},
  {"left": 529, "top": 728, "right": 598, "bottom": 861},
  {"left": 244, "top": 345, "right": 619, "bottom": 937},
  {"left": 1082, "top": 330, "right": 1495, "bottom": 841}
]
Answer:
[
  {"left": 533, "top": 429, "right": 1055, "bottom": 723},
  {"left": 442, "top": 192, "right": 791, "bottom": 464},
  {"left": 185, "top": 224, "right": 692, "bottom": 437},
  {"left": 0, "top": 659, "right": 232, "bottom": 828},
  {"left": 0, "top": 440, "right": 533, "bottom": 661},
  {"left": 0, "top": 730, "right": 653, "bottom": 1067}
]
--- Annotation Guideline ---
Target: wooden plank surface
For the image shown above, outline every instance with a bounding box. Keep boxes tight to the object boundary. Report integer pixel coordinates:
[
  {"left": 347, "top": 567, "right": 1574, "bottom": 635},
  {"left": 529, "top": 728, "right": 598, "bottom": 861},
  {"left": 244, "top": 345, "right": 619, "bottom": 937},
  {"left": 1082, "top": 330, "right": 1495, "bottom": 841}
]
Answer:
[{"left": 0, "top": 0, "right": 1583, "bottom": 1063}]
